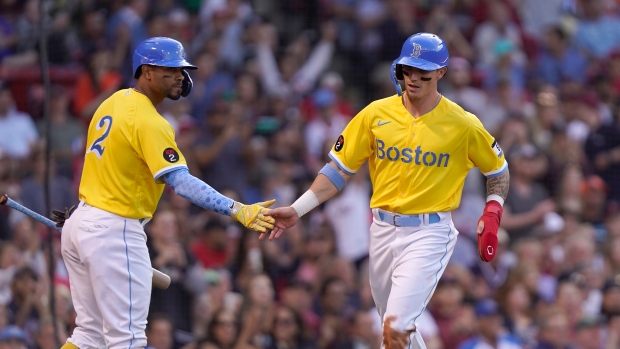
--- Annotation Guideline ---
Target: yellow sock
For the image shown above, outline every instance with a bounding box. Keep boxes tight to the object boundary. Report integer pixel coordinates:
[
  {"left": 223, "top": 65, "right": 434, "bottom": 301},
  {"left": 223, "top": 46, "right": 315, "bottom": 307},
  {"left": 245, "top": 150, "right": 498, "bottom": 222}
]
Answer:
[{"left": 60, "top": 342, "right": 79, "bottom": 349}]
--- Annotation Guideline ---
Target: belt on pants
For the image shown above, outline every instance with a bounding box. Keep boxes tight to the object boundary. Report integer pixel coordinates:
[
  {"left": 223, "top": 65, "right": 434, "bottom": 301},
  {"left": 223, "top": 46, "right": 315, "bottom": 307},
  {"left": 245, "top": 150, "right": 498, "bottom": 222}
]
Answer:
[{"left": 377, "top": 210, "right": 441, "bottom": 227}]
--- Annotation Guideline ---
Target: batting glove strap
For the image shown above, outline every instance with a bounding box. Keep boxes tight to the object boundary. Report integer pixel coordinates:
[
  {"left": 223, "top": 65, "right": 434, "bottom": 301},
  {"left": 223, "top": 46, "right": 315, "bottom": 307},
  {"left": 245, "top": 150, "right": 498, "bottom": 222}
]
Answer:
[
  {"left": 231, "top": 200, "right": 276, "bottom": 233},
  {"left": 477, "top": 200, "right": 503, "bottom": 262}
]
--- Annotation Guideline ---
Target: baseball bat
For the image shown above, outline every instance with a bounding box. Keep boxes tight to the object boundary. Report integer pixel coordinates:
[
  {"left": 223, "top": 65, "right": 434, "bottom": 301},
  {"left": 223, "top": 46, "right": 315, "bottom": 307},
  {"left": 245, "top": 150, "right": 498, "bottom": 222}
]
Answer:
[{"left": 1, "top": 194, "right": 171, "bottom": 290}]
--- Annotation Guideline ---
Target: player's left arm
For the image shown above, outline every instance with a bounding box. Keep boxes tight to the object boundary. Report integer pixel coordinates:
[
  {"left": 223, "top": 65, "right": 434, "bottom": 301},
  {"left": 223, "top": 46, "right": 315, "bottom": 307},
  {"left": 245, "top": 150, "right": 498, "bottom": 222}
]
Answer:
[{"left": 466, "top": 114, "right": 509, "bottom": 262}]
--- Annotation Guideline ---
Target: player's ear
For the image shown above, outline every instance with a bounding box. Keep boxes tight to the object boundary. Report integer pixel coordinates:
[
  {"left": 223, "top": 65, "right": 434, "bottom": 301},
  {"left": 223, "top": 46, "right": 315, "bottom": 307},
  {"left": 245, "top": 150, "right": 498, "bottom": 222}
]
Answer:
[
  {"left": 437, "top": 67, "right": 448, "bottom": 80},
  {"left": 142, "top": 65, "right": 151, "bottom": 80}
]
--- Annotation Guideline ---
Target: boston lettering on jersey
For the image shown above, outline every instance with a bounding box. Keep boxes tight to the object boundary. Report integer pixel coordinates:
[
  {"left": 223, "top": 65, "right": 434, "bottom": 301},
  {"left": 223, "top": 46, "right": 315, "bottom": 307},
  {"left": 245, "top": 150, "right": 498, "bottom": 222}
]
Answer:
[{"left": 376, "top": 139, "right": 450, "bottom": 167}]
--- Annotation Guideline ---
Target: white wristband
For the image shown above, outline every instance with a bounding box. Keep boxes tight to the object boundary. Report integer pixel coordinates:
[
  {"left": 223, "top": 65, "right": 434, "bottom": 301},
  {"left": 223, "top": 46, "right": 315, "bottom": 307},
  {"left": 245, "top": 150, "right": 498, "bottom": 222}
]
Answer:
[
  {"left": 487, "top": 194, "right": 504, "bottom": 207},
  {"left": 291, "top": 190, "right": 320, "bottom": 218}
]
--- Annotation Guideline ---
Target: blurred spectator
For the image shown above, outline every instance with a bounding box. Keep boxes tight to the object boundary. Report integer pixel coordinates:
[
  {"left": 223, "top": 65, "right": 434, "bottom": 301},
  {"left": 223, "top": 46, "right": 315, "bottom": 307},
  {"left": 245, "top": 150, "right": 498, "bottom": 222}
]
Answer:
[
  {"left": 496, "top": 280, "right": 536, "bottom": 346},
  {"left": 428, "top": 272, "right": 476, "bottom": 349},
  {"left": 7, "top": 266, "right": 47, "bottom": 337},
  {"left": 33, "top": 318, "right": 67, "bottom": 349},
  {"left": 193, "top": 103, "right": 250, "bottom": 201},
  {"left": 424, "top": 4, "right": 474, "bottom": 61},
  {"left": 1, "top": 0, "right": 40, "bottom": 68},
  {"left": 185, "top": 51, "right": 235, "bottom": 123},
  {"left": 35, "top": 85, "right": 84, "bottom": 178},
  {"left": 573, "top": 316, "right": 605, "bottom": 349},
  {"left": 601, "top": 275, "right": 620, "bottom": 320},
  {"left": 579, "top": 175, "right": 610, "bottom": 228},
  {"left": 534, "top": 25, "right": 589, "bottom": 87},
  {"left": 303, "top": 88, "right": 348, "bottom": 172},
  {"left": 324, "top": 164, "right": 371, "bottom": 266},
  {"left": 72, "top": 46, "right": 122, "bottom": 122},
  {"left": 502, "top": 143, "right": 557, "bottom": 244},
  {"left": 533, "top": 306, "right": 572, "bottom": 349},
  {"left": 199, "top": 308, "right": 242, "bottom": 349},
  {"left": 146, "top": 313, "right": 175, "bottom": 349},
  {"left": 0, "top": 242, "right": 21, "bottom": 305},
  {"left": 0, "top": 325, "right": 29, "bottom": 349},
  {"left": 0, "top": 83, "right": 38, "bottom": 161},
  {"left": 442, "top": 57, "right": 492, "bottom": 131},
  {"left": 457, "top": 298, "right": 523, "bottom": 349},
  {"left": 105, "top": 0, "right": 149, "bottom": 81},
  {"left": 278, "top": 278, "right": 320, "bottom": 337},
  {"left": 255, "top": 21, "right": 337, "bottom": 99},
  {"left": 264, "top": 304, "right": 315, "bottom": 349},
  {"left": 10, "top": 219, "right": 46, "bottom": 279},
  {"left": 519, "top": 0, "right": 566, "bottom": 43},
  {"left": 191, "top": 219, "right": 230, "bottom": 270},
  {"left": 148, "top": 208, "right": 207, "bottom": 335},
  {"left": 584, "top": 111, "right": 620, "bottom": 207},
  {"left": 328, "top": 309, "right": 382, "bottom": 349},
  {"left": 19, "top": 150, "right": 76, "bottom": 218},
  {"left": 572, "top": 0, "right": 620, "bottom": 60},
  {"left": 472, "top": 0, "right": 526, "bottom": 72}
]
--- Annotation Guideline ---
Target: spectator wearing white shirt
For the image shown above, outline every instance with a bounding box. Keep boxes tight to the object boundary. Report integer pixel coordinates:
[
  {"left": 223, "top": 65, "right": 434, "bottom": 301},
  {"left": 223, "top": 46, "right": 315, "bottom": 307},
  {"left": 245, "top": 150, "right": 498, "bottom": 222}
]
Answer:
[{"left": 0, "top": 83, "right": 38, "bottom": 161}]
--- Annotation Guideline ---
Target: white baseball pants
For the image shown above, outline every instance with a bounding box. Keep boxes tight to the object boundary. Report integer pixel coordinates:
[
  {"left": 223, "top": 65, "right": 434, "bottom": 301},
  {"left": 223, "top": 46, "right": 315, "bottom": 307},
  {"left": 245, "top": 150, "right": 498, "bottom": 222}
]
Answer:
[
  {"left": 61, "top": 201, "right": 152, "bottom": 349},
  {"left": 369, "top": 209, "right": 458, "bottom": 349}
]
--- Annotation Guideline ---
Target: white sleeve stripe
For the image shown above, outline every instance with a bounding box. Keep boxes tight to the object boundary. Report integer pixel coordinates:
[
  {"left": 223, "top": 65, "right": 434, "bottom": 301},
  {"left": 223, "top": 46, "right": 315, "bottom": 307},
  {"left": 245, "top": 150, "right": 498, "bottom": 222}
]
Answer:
[
  {"left": 328, "top": 152, "right": 356, "bottom": 175},
  {"left": 483, "top": 160, "right": 508, "bottom": 178},
  {"left": 154, "top": 164, "right": 188, "bottom": 180}
]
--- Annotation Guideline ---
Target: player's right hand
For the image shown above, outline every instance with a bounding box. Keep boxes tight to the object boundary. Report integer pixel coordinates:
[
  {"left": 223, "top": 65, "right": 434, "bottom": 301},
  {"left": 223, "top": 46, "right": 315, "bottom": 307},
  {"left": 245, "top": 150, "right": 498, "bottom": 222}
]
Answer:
[
  {"left": 231, "top": 199, "right": 276, "bottom": 233},
  {"left": 260, "top": 206, "right": 299, "bottom": 241}
]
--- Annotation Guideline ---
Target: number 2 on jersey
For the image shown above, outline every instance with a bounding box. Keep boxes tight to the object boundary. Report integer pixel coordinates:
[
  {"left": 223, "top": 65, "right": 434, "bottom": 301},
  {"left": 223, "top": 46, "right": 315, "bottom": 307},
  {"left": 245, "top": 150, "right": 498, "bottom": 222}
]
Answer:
[{"left": 87, "top": 115, "right": 113, "bottom": 159}]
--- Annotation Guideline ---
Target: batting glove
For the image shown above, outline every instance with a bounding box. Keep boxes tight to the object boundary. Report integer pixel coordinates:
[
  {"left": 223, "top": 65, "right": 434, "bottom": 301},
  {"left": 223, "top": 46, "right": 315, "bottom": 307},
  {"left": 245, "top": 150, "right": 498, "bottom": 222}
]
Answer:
[
  {"left": 51, "top": 205, "right": 76, "bottom": 228},
  {"left": 477, "top": 200, "right": 503, "bottom": 262},
  {"left": 231, "top": 199, "right": 276, "bottom": 233}
]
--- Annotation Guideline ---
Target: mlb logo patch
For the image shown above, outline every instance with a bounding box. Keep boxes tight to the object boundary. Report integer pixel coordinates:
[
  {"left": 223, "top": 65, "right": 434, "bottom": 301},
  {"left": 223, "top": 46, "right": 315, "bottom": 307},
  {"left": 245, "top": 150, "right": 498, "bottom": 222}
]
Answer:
[{"left": 491, "top": 141, "right": 503, "bottom": 158}]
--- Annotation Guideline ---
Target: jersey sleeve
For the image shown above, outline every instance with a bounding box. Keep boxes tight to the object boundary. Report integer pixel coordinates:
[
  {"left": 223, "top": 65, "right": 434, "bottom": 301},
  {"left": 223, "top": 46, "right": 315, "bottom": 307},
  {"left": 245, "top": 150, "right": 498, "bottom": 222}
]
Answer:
[
  {"left": 467, "top": 114, "right": 508, "bottom": 177},
  {"left": 134, "top": 115, "right": 188, "bottom": 182},
  {"left": 328, "top": 103, "right": 373, "bottom": 174}
]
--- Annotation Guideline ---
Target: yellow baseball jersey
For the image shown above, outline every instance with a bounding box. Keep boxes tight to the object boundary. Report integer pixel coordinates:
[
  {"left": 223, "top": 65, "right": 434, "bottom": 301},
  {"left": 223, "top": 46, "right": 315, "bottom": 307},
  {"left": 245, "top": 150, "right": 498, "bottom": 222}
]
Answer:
[
  {"left": 329, "top": 95, "right": 507, "bottom": 214},
  {"left": 79, "top": 89, "right": 187, "bottom": 219}
]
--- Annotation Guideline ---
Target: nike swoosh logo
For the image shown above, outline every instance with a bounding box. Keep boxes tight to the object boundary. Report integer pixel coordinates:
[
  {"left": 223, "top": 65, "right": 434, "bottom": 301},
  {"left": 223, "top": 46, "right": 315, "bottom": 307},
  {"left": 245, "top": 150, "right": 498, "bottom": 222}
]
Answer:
[{"left": 377, "top": 121, "right": 391, "bottom": 126}]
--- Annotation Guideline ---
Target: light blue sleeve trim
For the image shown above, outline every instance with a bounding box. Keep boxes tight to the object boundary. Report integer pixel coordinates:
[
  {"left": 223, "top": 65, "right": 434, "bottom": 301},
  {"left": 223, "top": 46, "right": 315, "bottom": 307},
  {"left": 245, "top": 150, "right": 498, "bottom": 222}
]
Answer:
[
  {"left": 483, "top": 160, "right": 508, "bottom": 178},
  {"left": 154, "top": 164, "right": 188, "bottom": 180},
  {"left": 328, "top": 152, "right": 356, "bottom": 175},
  {"left": 162, "top": 168, "right": 234, "bottom": 216},
  {"left": 319, "top": 164, "right": 347, "bottom": 191}
]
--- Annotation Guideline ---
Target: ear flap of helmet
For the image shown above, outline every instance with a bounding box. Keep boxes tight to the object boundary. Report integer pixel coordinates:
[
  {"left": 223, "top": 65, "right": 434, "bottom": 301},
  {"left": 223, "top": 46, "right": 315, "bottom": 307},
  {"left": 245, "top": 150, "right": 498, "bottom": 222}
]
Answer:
[
  {"left": 181, "top": 69, "right": 193, "bottom": 97},
  {"left": 395, "top": 64, "right": 404, "bottom": 80},
  {"left": 390, "top": 62, "right": 403, "bottom": 96}
]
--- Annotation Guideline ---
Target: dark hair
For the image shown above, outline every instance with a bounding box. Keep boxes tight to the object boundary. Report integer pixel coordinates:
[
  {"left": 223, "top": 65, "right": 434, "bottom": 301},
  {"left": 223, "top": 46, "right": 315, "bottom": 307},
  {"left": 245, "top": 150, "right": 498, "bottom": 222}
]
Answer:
[
  {"left": 205, "top": 308, "right": 239, "bottom": 346},
  {"left": 12, "top": 266, "right": 38, "bottom": 283},
  {"left": 146, "top": 312, "right": 173, "bottom": 332}
]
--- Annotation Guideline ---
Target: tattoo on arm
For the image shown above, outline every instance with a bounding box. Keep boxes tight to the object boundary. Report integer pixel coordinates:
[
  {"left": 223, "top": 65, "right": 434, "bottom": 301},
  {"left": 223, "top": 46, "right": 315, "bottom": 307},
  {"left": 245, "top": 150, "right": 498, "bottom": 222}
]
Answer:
[{"left": 487, "top": 170, "right": 510, "bottom": 200}]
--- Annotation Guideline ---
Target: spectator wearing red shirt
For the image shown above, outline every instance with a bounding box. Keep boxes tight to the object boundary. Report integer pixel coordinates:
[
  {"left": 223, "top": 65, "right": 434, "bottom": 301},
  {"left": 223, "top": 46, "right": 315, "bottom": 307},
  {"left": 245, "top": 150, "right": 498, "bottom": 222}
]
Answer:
[{"left": 191, "top": 219, "right": 230, "bottom": 269}]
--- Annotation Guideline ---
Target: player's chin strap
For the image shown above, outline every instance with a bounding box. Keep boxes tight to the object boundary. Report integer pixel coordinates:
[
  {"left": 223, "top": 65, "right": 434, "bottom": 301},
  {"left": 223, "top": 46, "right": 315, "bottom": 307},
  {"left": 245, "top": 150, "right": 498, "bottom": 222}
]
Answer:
[{"left": 390, "top": 62, "right": 403, "bottom": 96}]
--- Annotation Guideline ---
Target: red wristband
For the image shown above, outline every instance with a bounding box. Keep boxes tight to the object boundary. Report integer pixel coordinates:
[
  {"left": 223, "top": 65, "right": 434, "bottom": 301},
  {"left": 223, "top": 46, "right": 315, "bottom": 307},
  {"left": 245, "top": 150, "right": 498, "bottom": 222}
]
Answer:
[{"left": 477, "top": 200, "right": 503, "bottom": 262}]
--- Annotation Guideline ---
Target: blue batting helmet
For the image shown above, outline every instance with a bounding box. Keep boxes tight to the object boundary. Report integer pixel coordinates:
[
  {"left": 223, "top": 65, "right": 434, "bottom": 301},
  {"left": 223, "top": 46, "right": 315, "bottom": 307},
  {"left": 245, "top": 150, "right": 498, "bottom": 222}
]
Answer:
[
  {"left": 391, "top": 33, "right": 449, "bottom": 95},
  {"left": 132, "top": 37, "right": 197, "bottom": 79}
]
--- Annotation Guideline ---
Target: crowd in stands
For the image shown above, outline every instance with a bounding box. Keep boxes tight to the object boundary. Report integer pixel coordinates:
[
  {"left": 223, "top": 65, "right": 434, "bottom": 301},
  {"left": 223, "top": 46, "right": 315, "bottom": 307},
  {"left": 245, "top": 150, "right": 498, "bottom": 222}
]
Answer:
[{"left": 1, "top": 0, "right": 620, "bottom": 348}]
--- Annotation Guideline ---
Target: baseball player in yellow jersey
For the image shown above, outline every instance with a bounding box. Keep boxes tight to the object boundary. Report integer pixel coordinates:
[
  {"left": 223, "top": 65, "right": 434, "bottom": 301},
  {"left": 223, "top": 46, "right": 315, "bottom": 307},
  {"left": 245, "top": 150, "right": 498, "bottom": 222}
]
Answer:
[
  {"left": 263, "top": 33, "right": 510, "bottom": 349},
  {"left": 58, "top": 37, "right": 275, "bottom": 349}
]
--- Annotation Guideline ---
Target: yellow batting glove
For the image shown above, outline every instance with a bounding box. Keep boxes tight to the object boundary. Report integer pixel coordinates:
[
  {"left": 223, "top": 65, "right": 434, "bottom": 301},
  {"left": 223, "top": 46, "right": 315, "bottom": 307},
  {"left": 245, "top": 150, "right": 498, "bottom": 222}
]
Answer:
[{"left": 230, "top": 199, "right": 276, "bottom": 233}]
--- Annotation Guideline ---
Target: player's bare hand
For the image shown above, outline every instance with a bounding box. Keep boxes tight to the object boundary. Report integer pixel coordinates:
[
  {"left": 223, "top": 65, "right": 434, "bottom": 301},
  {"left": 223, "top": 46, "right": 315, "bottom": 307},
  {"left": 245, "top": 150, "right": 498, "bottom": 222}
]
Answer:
[
  {"left": 231, "top": 199, "right": 276, "bottom": 233},
  {"left": 260, "top": 206, "right": 299, "bottom": 241}
]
